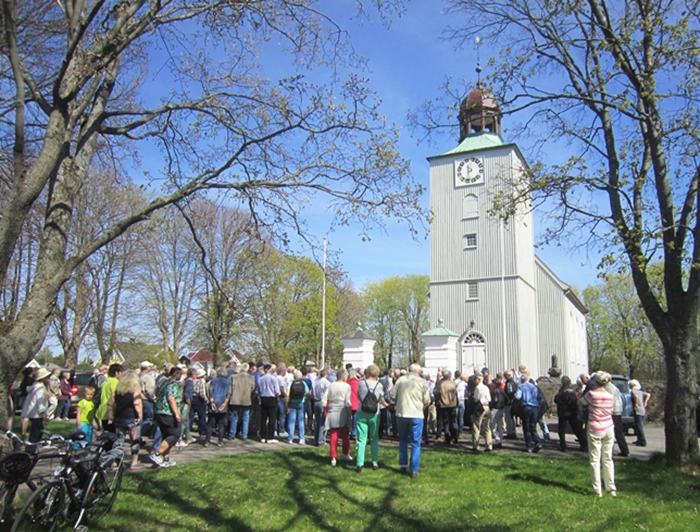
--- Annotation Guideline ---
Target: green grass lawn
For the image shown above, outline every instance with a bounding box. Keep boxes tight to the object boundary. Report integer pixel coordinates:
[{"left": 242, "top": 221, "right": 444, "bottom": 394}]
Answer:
[{"left": 94, "top": 446, "right": 700, "bottom": 532}]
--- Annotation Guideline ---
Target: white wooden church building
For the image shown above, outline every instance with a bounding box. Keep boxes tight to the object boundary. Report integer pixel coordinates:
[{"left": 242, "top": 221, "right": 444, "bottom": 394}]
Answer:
[{"left": 425, "top": 83, "right": 589, "bottom": 379}]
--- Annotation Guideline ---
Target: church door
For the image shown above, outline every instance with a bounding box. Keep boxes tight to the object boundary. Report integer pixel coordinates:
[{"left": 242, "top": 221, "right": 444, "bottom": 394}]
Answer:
[{"left": 461, "top": 331, "right": 486, "bottom": 375}]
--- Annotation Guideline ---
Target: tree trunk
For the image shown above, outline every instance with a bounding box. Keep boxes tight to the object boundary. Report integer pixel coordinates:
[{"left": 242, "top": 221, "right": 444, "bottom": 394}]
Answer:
[{"left": 663, "top": 333, "right": 699, "bottom": 462}]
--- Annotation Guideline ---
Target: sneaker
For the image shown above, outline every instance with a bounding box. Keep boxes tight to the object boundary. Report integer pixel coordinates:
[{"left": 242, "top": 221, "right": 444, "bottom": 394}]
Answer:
[
  {"left": 187, "top": 438, "right": 197, "bottom": 444},
  {"left": 345, "top": 455, "right": 353, "bottom": 462},
  {"left": 355, "top": 466, "right": 362, "bottom": 473},
  {"left": 372, "top": 463, "right": 379, "bottom": 471},
  {"left": 299, "top": 440, "right": 305, "bottom": 445},
  {"left": 260, "top": 439, "right": 267, "bottom": 443},
  {"left": 609, "top": 491, "right": 618, "bottom": 498},
  {"left": 287, "top": 440, "right": 293, "bottom": 444},
  {"left": 203, "top": 442, "right": 210, "bottom": 448},
  {"left": 268, "top": 439, "right": 279, "bottom": 444},
  {"left": 330, "top": 458, "right": 337, "bottom": 467},
  {"left": 149, "top": 452, "right": 164, "bottom": 467},
  {"left": 532, "top": 443, "right": 543, "bottom": 453},
  {"left": 162, "top": 458, "right": 176, "bottom": 468},
  {"left": 216, "top": 442, "right": 223, "bottom": 447}
]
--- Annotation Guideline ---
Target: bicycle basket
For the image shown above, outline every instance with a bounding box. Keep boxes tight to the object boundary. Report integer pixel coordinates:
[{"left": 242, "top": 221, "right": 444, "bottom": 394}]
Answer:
[{"left": 0, "top": 452, "right": 35, "bottom": 483}]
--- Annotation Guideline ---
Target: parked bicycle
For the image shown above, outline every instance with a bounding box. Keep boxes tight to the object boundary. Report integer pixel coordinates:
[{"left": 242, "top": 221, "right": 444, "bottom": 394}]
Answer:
[
  {"left": 10, "top": 430, "right": 125, "bottom": 531},
  {"left": 0, "top": 430, "right": 76, "bottom": 525}
]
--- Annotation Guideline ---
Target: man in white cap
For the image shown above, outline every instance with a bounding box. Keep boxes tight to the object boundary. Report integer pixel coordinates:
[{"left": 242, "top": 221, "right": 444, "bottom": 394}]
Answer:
[
  {"left": 390, "top": 363, "right": 431, "bottom": 479},
  {"left": 191, "top": 367, "right": 208, "bottom": 440}
]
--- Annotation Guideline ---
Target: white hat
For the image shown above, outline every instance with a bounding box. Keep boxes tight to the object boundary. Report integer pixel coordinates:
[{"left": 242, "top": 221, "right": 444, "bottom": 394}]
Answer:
[
  {"left": 195, "top": 368, "right": 206, "bottom": 378},
  {"left": 594, "top": 371, "right": 611, "bottom": 385},
  {"left": 140, "top": 361, "right": 153, "bottom": 369},
  {"left": 35, "top": 367, "right": 51, "bottom": 381}
]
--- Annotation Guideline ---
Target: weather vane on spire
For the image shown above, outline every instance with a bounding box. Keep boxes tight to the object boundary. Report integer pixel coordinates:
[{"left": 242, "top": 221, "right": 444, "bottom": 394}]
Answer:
[{"left": 475, "top": 36, "right": 483, "bottom": 87}]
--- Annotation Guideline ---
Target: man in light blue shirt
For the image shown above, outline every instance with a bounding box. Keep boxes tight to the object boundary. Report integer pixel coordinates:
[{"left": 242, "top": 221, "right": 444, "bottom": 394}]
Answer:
[
  {"left": 514, "top": 372, "right": 542, "bottom": 453},
  {"left": 258, "top": 364, "right": 280, "bottom": 443}
]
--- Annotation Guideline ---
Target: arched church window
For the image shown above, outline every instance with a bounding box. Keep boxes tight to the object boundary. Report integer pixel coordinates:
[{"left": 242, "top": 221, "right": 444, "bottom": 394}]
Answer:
[
  {"left": 464, "top": 331, "right": 485, "bottom": 344},
  {"left": 462, "top": 194, "right": 478, "bottom": 219}
]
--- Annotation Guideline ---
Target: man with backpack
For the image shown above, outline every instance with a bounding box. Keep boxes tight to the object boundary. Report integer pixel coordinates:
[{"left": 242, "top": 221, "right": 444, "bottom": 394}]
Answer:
[
  {"left": 554, "top": 375, "right": 587, "bottom": 452},
  {"left": 285, "top": 371, "right": 309, "bottom": 444}
]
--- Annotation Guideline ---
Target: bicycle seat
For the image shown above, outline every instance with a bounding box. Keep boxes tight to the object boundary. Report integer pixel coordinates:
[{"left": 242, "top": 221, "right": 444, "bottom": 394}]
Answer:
[{"left": 66, "top": 430, "right": 87, "bottom": 442}]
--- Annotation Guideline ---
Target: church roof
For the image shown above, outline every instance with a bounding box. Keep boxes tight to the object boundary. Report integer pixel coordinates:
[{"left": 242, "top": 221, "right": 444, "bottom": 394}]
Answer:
[
  {"left": 535, "top": 255, "right": 589, "bottom": 315},
  {"left": 441, "top": 131, "right": 504, "bottom": 156},
  {"left": 426, "top": 131, "right": 528, "bottom": 167}
]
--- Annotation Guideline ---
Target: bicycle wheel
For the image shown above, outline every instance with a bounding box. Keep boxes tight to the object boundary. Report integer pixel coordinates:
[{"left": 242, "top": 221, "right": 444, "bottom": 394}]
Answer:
[
  {"left": 10, "top": 480, "right": 65, "bottom": 532},
  {"left": 81, "top": 454, "right": 124, "bottom": 523},
  {"left": 0, "top": 481, "right": 20, "bottom": 523}
]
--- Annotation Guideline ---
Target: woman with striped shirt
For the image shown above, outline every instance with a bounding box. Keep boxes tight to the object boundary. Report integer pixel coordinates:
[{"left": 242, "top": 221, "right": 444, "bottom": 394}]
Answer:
[{"left": 579, "top": 371, "right": 617, "bottom": 498}]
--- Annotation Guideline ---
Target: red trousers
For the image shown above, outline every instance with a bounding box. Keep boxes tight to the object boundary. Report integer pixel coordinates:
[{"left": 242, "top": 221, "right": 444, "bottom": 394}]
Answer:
[{"left": 329, "top": 427, "right": 350, "bottom": 459}]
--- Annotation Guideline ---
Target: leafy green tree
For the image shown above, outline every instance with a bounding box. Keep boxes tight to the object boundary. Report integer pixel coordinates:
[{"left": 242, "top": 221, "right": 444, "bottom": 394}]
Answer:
[
  {"left": 421, "top": 0, "right": 700, "bottom": 461},
  {"left": 242, "top": 249, "right": 341, "bottom": 366},
  {"left": 363, "top": 275, "right": 430, "bottom": 366},
  {"left": 583, "top": 273, "right": 662, "bottom": 379},
  {"left": 0, "top": 0, "right": 426, "bottom": 430}
]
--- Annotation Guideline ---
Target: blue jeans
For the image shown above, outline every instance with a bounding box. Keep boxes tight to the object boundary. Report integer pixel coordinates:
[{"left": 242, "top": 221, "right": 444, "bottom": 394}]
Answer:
[
  {"left": 207, "top": 411, "right": 227, "bottom": 444},
  {"left": 229, "top": 406, "right": 251, "bottom": 439},
  {"left": 313, "top": 401, "right": 327, "bottom": 445},
  {"left": 457, "top": 400, "right": 465, "bottom": 433},
  {"left": 634, "top": 414, "right": 647, "bottom": 445},
  {"left": 286, "top": 402, "right": 305, "bottom": 442},
  {"left": 397, "top": 417, "right": 424, "bottom": 474},
  {"left": 152, "top": 424, "right": 162, "bottom": 451},
  {"left": 277, "top": 398, "right": 287, "bottom": 435},
  {"left": 56, "top": 399, "right": 70, "bottom": 420},
  {"left": 190, "top": 396, "right": 207, "bottom": 437},
  {"left": 142, "top": 399, "right": 154, "bottom": 438},
  {"left": 522, "top": 405, "right": 541, "bottom": 449}
]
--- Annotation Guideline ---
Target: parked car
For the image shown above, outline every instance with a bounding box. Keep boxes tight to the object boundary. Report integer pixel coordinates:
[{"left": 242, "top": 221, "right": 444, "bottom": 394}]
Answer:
[
  {"left": 611, "top": 374, "right": 635, "bottom": 432},
  {"left": 10, "top": 369, "right": 95, "bottom": 418},
  {"left": 69, "top": 370, "right": 95, "bottom": 418}
]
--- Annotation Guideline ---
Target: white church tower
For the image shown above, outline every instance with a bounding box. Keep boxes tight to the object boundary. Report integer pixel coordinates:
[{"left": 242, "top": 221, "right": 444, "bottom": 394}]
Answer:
[{"left": 428, "top": 79, "right": 589, "bottom": 379}]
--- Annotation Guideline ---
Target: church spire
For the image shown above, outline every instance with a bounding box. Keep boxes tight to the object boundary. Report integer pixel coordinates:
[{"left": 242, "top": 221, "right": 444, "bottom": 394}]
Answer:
[{"left": 458, "top": 37, "right": 502, "bottom": 142}]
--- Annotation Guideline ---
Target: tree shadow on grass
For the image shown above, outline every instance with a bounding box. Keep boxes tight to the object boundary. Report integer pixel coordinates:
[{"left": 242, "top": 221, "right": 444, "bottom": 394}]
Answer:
[
  {"left": 108, "top": 466, "right": 256, "bottom": 532},
  {"left": 285, "top": 449, "right": 515, "bottom": 532},
  {"left": 504, "top": 472, "right": 590, "bottom": 495}
]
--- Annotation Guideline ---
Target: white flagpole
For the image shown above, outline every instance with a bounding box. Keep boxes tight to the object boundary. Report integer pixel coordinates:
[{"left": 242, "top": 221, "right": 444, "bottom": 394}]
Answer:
[{"left": 321, "top": 237, "right": 327, "bottom": 369}]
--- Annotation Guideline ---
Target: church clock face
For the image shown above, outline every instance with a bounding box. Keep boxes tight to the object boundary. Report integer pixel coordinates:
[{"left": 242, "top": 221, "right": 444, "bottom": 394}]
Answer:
[{"left": 455, "top": 157, "right": 484, "bottom": 186}]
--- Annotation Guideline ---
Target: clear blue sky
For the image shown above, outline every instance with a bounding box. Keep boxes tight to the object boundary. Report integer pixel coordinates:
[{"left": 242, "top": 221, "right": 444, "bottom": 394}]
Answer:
[{"left": 312, "top": 1, "right": 601, "bottom": 292}]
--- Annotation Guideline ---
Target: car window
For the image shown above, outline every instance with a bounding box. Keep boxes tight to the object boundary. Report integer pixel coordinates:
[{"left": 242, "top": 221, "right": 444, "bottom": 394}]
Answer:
[
  {"left": 74, "top": 373, "right": 93, "bottom": 385},
  {"left": 612, "top": 379, "right": 630, "bottom": 393}
]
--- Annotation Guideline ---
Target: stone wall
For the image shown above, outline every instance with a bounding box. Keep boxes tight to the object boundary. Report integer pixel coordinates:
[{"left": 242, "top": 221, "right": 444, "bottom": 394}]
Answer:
[{"left": 535, "top": 376, "right": 666, "bottom": 422}]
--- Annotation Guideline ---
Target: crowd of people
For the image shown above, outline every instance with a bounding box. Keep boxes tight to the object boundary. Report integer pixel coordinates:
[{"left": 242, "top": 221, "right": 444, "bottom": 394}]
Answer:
[{"left": 16, "top": 359, "right": 652, "bottom": 495}]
